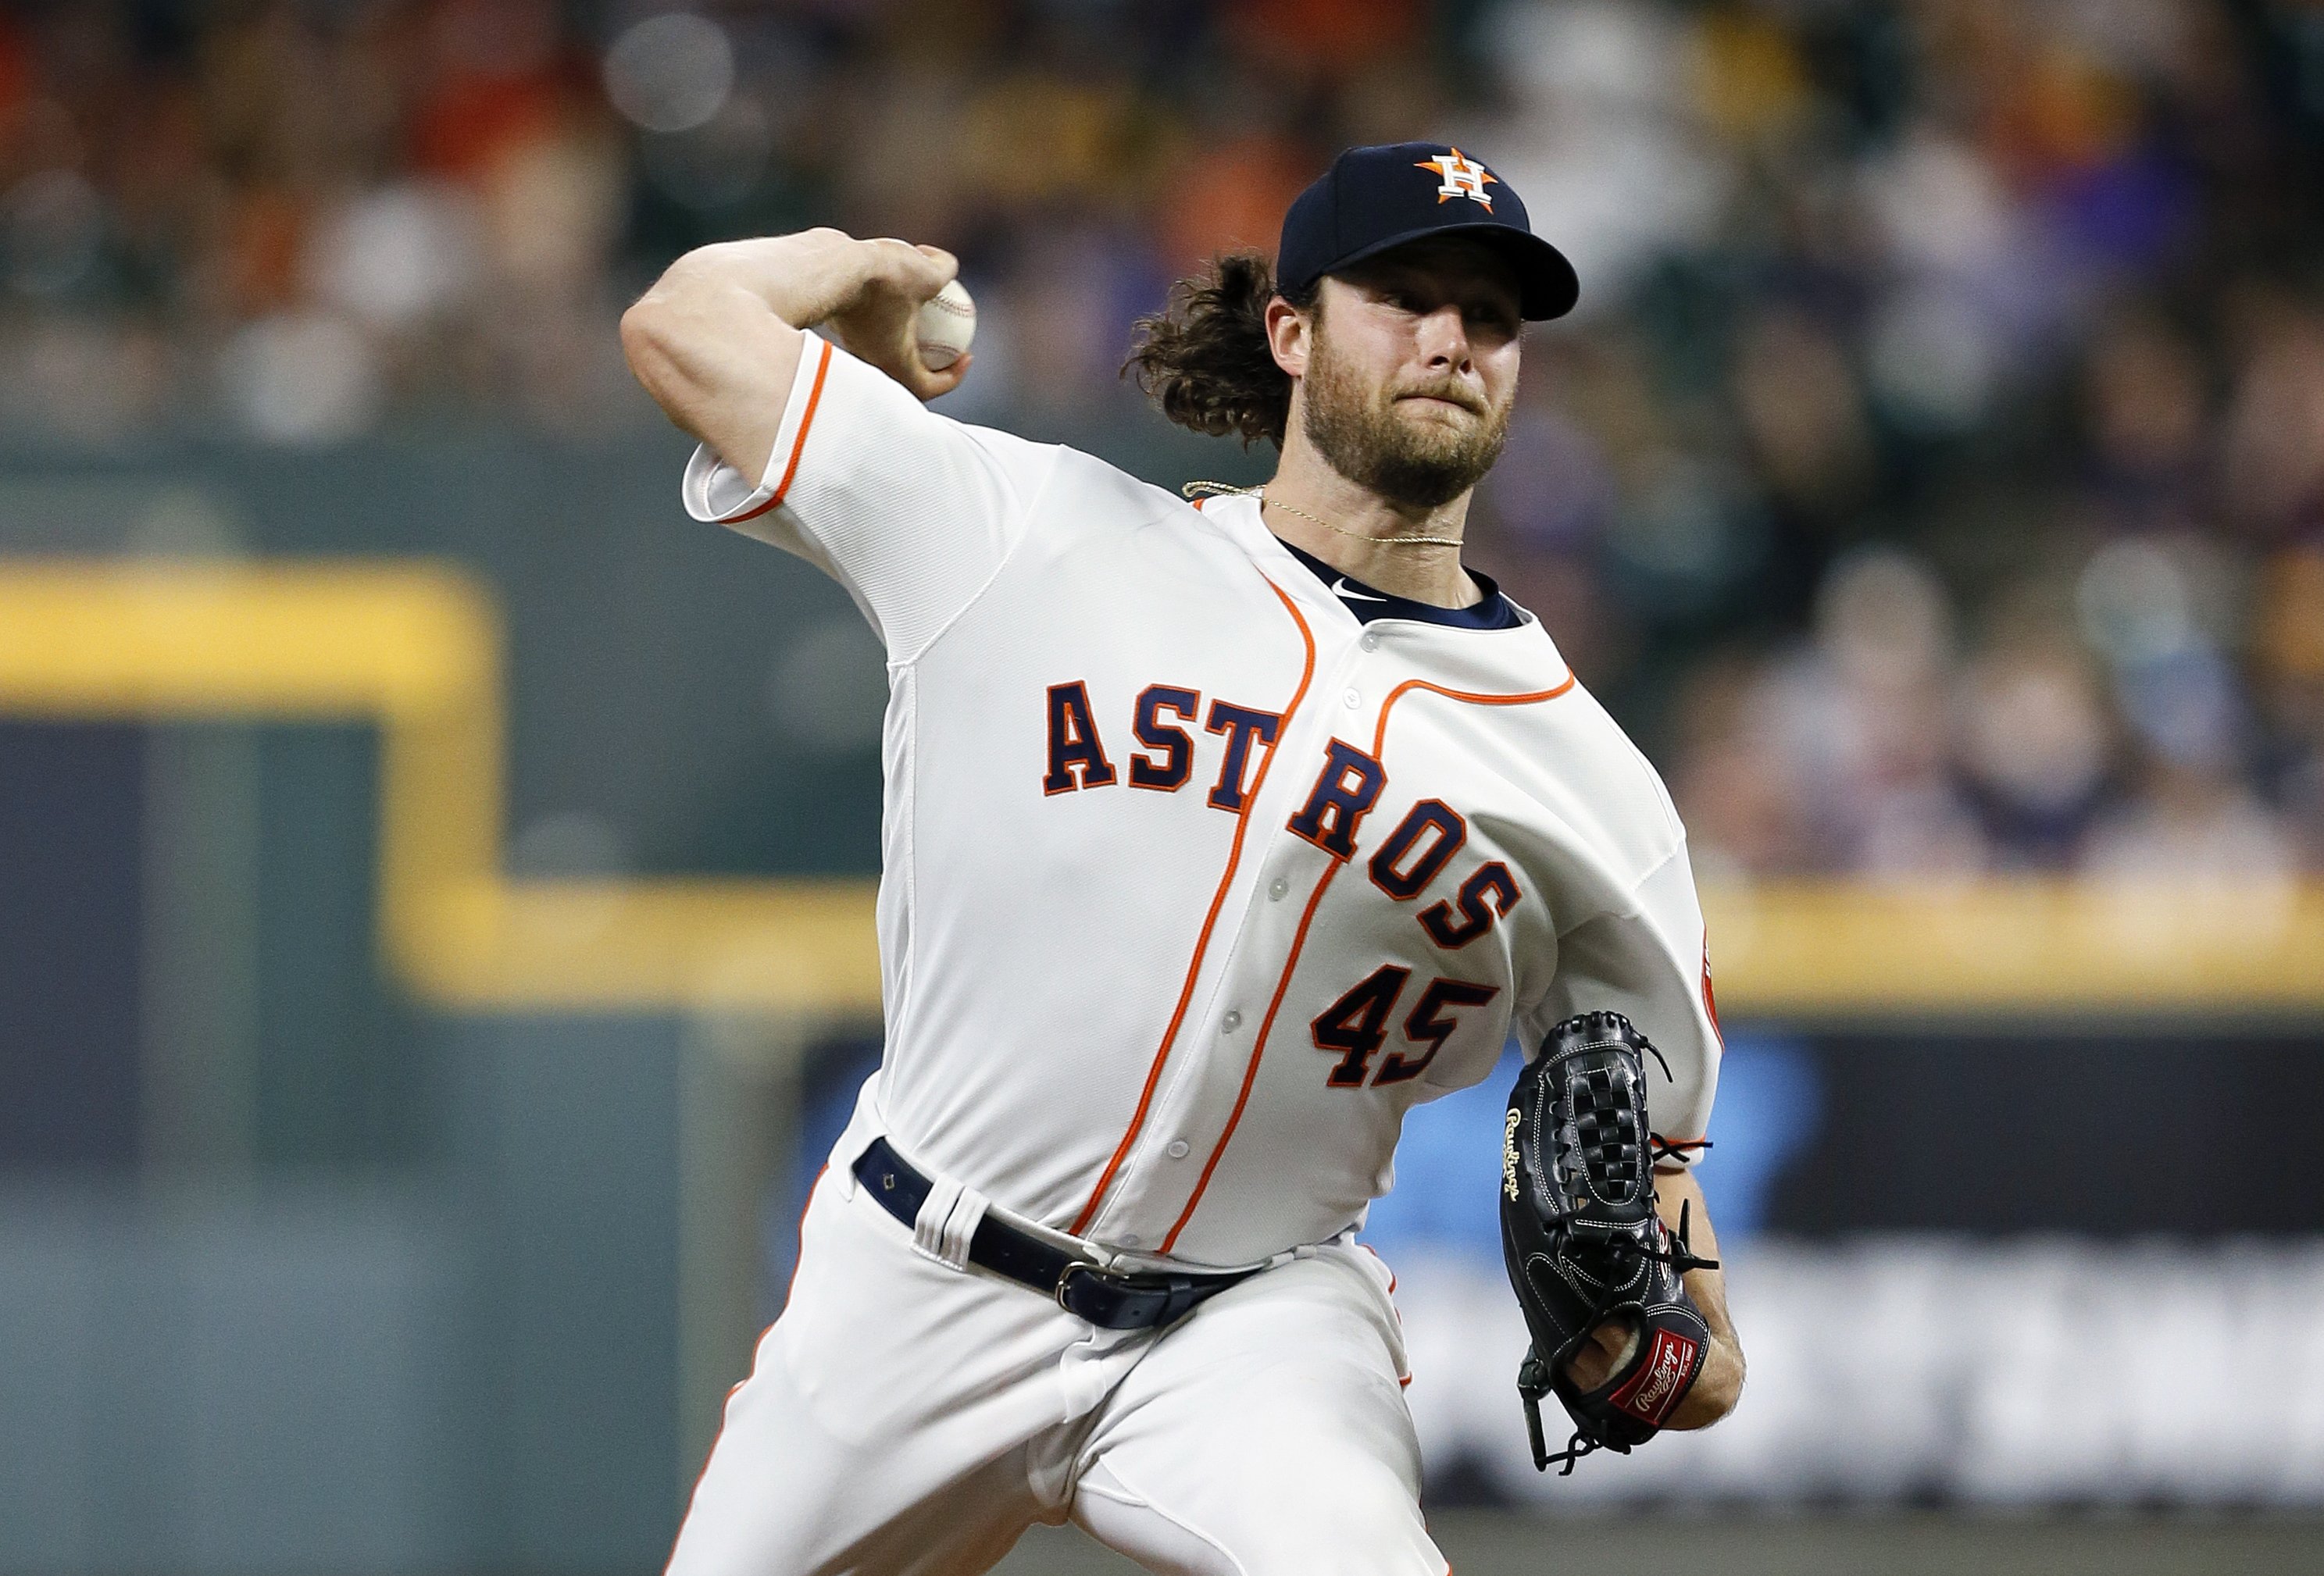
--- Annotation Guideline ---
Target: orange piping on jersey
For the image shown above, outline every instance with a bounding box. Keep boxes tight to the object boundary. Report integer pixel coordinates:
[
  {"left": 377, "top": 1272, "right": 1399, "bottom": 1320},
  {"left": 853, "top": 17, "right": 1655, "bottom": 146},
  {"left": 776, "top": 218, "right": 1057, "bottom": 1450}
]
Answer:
[
  {"left": 1069, "top": 578, "right": 1317, "bottom": 1235},
  {"left": 726, "top": 337, "right": 834, "bottom": 525},
  {"left": 1162, "top": 671, "right": 1580, "bottom": 1253},
  {"left": 1367, "top": 674, "right": 1576, "bottom": 759},
  {"left": 1700, "top": 940, "right": 1724, "bottom": 1048},
  {"left": 1162, "top": 852, "right": 1348, "bottom": 1251}
]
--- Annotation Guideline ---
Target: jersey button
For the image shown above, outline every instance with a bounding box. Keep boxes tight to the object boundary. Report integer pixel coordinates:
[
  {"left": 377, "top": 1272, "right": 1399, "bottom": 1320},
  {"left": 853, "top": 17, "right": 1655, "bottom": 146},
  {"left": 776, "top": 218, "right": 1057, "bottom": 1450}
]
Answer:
[
  {"left": 1267, "top": 877, "right": 1289, "bottom": 900},
  {"left": 1166, "top": 1139, "right": 1191, "bottom": 1160},
  {"left": 1222, "top": 1009, "right": 1243, "bottom": 1031},
  {"left": 1119, "top": 1234, "right": 1141, "bottom": 1248},
  {"left": 1342, "top": 688, "right": 1362, "bottom": 709},
  {"left": 1360, "top": 632, "right": 1380, "bottom": 652}
]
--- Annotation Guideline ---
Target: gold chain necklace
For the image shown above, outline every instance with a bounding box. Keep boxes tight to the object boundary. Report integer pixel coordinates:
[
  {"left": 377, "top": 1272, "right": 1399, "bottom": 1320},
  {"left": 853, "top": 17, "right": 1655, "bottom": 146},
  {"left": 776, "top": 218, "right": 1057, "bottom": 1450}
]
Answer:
[{"left": 1181, "top": 481, "right": 1465, "bottom": 548}]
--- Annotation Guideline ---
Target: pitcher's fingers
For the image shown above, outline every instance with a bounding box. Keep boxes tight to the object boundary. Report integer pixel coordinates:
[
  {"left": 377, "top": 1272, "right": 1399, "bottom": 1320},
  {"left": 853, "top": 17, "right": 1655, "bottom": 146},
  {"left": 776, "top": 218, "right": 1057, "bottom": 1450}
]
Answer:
[
  {"left": 912, "top": 244, "right": 961, "bottom": 288},
  {"left": 862, "top": 237, "right": 953, "bottom": 298},
  {"left": 922, "top": 351, "right": 973, "bottom": 401}
]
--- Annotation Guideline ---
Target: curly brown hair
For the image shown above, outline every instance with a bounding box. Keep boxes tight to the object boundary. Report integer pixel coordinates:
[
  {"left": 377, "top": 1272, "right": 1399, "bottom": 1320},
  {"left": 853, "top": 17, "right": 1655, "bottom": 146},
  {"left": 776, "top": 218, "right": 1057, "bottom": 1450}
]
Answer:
[{"left": 1123, "top": 253, "right": 1317, "bottom": 449}]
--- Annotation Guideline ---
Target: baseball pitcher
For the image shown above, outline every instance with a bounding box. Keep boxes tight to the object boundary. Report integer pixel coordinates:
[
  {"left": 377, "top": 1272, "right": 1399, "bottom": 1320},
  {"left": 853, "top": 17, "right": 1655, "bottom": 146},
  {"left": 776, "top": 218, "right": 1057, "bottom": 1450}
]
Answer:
[{"left": 623, "top": 142, "right": 1744, "bottom": 1576}]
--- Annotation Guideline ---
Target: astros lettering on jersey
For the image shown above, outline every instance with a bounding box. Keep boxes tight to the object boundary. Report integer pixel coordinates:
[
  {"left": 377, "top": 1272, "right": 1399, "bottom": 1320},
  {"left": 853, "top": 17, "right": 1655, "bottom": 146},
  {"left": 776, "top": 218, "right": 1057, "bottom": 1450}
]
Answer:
[{"left": 684, "top": 332, "right": 1719, "bottom": 1269}]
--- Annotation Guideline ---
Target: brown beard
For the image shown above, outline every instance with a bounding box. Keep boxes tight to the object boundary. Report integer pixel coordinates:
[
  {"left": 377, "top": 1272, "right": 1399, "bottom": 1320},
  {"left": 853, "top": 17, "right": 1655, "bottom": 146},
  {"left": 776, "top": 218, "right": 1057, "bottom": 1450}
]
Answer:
[{"left": 1298, "top": 319, "right": 1513, "bottom": 510}]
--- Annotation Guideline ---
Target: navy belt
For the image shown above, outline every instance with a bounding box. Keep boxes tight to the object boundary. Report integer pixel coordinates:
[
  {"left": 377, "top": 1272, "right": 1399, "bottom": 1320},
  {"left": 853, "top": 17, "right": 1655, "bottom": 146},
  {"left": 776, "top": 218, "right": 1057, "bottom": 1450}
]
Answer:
[{"left": 851, "top": 1136, "right": 1257, "bottom": 1331}]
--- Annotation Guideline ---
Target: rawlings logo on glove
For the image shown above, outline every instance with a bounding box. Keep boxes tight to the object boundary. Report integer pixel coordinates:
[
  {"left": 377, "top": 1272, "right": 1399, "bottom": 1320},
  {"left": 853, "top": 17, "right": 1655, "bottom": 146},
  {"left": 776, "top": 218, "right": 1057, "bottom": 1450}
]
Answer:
[
  {"left": 1607, "top": 1326, "right": 1699, "bottom": 1424},
  {"left": 1500, "top": 1011, "right": 1718, "bottom": 1474}
]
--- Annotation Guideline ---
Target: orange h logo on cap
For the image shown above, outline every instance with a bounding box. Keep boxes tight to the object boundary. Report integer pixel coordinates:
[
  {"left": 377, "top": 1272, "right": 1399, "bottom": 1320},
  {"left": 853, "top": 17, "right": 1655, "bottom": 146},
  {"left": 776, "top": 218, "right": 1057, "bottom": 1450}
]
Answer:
[{"left": 1415, "top": 147, "right": 1497, "bottom": 210}]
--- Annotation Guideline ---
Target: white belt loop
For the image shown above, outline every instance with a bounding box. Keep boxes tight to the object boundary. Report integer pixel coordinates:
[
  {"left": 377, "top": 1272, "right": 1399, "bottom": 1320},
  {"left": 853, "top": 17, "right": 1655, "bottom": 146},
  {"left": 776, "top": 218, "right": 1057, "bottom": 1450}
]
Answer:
[
  {"left": 912, "top": 1175, "right": 990, "bottom": 1273},
  {"left": 941, "top": 1187, "right": 989, "bottom": 1269}
]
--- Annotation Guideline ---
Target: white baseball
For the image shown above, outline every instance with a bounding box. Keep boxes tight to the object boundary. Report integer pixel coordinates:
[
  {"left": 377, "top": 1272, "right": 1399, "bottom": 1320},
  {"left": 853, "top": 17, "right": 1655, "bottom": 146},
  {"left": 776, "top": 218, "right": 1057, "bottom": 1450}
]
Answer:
[{"left": 916, "top": 280, "right": 976, "bottom": 372}]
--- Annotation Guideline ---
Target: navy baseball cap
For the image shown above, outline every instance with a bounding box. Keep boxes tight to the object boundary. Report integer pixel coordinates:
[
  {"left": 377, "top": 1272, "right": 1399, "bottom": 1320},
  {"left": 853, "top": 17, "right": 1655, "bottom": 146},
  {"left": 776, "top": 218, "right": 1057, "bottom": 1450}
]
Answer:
[{"left": 1276, "top": 142, "right": 1580, "bottom": 321}]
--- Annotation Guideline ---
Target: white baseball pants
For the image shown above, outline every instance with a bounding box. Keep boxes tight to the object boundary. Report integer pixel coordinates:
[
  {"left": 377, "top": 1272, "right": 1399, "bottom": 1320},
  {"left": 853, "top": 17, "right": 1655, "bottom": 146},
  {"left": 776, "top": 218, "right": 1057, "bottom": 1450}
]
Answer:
[{"left": 664, "top": 1159, "right": 1448, "bottom": 1576}]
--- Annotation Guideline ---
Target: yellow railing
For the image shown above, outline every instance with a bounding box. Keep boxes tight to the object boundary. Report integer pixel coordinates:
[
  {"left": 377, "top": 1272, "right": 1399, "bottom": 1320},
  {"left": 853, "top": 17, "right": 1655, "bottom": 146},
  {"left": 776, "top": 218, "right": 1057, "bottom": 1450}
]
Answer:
[
  {"left": 1701, "top": 879, "right": 2324, "bottom": 1014},
  {"left": 1, "top": 561, "right": 2316, "bottom": 1016}
]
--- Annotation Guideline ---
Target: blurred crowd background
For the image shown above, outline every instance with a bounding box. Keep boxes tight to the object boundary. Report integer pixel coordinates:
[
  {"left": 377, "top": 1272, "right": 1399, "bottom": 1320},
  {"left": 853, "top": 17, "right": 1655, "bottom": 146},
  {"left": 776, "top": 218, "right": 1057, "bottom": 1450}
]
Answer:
[
  {"left": 5, "top": 4, "right": 2324, "bottom": 1570},
  {"left": 5, "top": 0, "right": 2324, "bottom": 881}
]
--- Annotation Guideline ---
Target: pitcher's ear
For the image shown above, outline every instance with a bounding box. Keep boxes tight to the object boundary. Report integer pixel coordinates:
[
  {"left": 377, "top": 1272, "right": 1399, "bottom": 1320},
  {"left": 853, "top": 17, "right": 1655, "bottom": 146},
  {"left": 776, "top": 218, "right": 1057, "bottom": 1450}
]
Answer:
[{"left": 1266, "top": 294, "right": 1312, "bottom": 378}]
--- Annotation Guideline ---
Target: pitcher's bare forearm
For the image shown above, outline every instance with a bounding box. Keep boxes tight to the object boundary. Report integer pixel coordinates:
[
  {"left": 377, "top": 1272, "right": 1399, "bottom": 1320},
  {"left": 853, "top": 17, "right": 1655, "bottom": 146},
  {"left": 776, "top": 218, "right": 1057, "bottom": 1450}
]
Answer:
[
  {"left": 619, "top": 229, "right": 966, "bottom": 483},
  {"left": 1560, "top": 1164, "right": 1744, "bottom": 1428},
  {"left": 1655, "top": 1166, "right": 1743, "bottom": 1428}
]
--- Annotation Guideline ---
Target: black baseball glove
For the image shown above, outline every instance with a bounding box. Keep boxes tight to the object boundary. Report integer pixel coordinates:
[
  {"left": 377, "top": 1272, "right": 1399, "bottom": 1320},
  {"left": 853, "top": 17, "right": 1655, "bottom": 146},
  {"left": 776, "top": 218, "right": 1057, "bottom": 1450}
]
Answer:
[{"left": 1500, "top": 1011, "right": 1717, "bottom": 1474}]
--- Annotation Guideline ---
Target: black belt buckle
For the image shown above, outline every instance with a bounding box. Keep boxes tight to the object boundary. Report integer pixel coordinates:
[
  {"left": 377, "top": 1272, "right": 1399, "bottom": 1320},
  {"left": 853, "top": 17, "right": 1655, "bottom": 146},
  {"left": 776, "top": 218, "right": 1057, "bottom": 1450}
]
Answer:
[
  {"left": 1055, "top": 1260, "right": 1169, "bottom": 1329},
  {"left": 1056, "top": 1259, "right": 1246, "bottom": 1331},
  {"left": 1055, "top": 1260, "right": 1157, "bottom": 1328},
  {"left": 1054, "top": 1260, "right": 1101, "bottom": 1316}
]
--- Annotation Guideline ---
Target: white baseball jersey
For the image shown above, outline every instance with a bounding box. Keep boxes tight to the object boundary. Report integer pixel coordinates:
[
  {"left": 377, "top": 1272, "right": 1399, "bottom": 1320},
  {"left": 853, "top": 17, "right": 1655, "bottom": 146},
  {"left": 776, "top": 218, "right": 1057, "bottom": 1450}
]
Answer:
[{"left": 685, "top": 332, "right": 1721, "bottom": 1269}]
